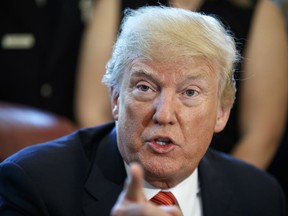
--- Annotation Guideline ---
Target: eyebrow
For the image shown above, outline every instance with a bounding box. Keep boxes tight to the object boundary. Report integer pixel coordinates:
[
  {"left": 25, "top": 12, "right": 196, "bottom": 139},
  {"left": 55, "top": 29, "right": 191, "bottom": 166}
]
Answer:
[
  {"left": 130, "top": 64, "right": 211, "bottom": 86},
  {"left": 130, "top": 64, "right": 154, "bottom": 76},
  {"left": 130, "top": 66, "right": 159, "bottom": 82},
  {"left": 183, "top": 73, "right": 209, "bottom": 82}
]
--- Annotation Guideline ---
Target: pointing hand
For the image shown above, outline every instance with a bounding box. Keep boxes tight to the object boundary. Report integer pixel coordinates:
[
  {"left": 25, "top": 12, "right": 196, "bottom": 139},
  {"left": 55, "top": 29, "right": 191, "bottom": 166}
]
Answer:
[{"left": 111, "top": 163, "right": 182, "bottom": 216}]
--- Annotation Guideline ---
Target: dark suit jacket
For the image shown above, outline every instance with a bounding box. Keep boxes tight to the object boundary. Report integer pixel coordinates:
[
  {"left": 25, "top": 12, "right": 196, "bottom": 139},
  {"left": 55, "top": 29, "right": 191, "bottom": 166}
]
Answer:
[{"left": 0, "top": 122, "right": 286, "bottom": 216}]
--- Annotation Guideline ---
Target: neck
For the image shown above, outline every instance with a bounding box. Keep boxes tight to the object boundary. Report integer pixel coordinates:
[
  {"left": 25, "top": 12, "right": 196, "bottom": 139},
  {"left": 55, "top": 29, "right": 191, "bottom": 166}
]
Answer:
[{"left": 145, "top": 170, "right": 194, "bottom": 189}]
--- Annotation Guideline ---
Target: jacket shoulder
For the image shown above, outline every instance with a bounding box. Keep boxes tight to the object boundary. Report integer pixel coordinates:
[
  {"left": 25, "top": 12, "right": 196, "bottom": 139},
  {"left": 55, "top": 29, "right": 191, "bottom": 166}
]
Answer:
[
  {"left": 0, "top": 122, "right": 116, "bottom": 215},
  {"left": 199, "top": 149, "right": 287, "bottom": 215}
]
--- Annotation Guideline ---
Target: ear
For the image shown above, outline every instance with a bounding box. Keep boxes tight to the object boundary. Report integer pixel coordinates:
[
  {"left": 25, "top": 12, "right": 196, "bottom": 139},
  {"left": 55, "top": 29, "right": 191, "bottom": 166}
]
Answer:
[
  {"left": 214, "top": 104, "right": 231, "bottom": 133},
  {"left": 110, "top": 87, "right": 120, "bottom": 121}
]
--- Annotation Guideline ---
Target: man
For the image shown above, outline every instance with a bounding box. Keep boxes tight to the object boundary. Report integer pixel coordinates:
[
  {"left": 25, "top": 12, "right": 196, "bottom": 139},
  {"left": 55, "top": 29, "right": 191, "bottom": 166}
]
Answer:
[{"left": 0, "top": 6, "right": 286, "bottom": 216}]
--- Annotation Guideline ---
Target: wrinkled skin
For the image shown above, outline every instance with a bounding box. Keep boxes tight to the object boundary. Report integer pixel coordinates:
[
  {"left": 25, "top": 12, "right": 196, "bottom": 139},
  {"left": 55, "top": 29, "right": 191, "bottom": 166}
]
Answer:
[{"left": 112, "top": 57, "right": 230, "bottom": 189}]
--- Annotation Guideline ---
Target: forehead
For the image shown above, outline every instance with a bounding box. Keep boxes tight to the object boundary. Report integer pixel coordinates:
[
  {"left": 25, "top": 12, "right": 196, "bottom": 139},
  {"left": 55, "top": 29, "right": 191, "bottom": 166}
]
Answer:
[{"left": 127, "top": 57, "right": 216, "bottom": 82}]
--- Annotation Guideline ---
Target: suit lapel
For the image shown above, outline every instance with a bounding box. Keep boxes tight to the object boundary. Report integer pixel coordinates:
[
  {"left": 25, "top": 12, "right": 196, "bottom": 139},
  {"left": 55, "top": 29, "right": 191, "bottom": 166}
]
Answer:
[
  {"left": 82, "top": 130, "right": 235, "bottom": 215},
  {"left": 199, "top": 150, "right": 233, "bottom": 216},
  {"left": 83, "top": 128, "right": 127, "bottom": 216}
]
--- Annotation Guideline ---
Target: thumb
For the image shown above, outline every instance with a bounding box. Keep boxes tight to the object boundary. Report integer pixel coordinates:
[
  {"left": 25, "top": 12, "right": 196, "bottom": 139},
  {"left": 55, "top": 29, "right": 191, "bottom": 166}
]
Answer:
[{"left": 124, "top": 162, "right": 146, "bottom": 202}]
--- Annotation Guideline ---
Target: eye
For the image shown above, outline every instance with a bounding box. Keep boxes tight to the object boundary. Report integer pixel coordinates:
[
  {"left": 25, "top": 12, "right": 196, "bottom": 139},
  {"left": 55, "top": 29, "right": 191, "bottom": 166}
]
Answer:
[
  {"left": 133, "top": 81, "right": 156, "bottom": 101},
  {"left": 137, "top": 84, "right": 151, "bottom": 92},
  {"left": 185, "top": 89, "right": 198, "bottom": 97}
]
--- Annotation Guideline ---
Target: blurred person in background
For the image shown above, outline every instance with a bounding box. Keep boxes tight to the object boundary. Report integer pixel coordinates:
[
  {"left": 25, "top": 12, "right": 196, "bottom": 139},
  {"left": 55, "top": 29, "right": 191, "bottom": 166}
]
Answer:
[
  {"left": 270, "top": 0, "right": 288, "bottom": 207},
  {"left": 0, "top": 0, "right": 94, "bottom": 122}
]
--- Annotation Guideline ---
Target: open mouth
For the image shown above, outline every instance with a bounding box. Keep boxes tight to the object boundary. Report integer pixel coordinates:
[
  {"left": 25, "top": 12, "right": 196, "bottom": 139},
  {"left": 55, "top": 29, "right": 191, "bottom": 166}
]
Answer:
[
  {"left": 147, "top": 137, "right": 176, "bottom": 153},
  {"left": 155, "top": 138, "right": 172, "bottom": 145}
]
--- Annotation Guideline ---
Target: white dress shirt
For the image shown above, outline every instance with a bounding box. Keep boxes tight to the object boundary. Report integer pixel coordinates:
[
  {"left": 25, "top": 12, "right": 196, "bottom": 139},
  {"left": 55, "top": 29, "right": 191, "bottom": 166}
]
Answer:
[{"left": 125, "top": 163, "right": 203, "bottom": 216}]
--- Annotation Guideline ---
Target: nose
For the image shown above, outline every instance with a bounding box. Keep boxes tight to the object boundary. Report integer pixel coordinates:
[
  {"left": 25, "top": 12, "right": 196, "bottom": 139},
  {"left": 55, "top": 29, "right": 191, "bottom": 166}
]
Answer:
[{"left": 153, "top": 91, "right": 177, "bottom": 125}]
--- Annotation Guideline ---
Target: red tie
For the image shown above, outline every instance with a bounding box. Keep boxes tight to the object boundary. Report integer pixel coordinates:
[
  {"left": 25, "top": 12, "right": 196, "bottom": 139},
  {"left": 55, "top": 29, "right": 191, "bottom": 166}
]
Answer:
[{"left": 150, "top": 191, "right": 177, "bottom": 206}]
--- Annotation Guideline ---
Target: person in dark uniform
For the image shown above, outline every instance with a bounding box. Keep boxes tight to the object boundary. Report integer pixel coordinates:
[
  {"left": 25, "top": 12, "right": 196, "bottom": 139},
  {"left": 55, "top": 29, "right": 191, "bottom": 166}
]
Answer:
[{"left": 0, "top": 0, "right": 86, "bottom": 121}]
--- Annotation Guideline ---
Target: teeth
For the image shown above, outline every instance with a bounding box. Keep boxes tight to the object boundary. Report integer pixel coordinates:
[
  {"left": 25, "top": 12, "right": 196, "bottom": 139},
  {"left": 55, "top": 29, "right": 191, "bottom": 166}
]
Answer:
[{"left": 156, "top": 138, "right": 170, "bottom": 145}]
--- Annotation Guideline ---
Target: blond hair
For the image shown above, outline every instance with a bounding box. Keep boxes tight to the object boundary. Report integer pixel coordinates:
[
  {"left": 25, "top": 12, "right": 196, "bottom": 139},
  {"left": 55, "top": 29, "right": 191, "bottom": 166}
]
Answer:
[{"left": 103, "top": 6, "right": 240, "bottom": 108}]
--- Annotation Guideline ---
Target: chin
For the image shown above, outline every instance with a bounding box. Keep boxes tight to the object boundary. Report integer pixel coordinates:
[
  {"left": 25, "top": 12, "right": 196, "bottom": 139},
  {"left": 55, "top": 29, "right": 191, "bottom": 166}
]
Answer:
[{"left": 142, "top": 157, "right": 180, "bottom": 178}]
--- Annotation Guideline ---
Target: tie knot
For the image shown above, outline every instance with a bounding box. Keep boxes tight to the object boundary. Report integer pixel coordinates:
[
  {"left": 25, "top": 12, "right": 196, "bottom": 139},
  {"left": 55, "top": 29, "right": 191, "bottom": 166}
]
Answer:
[{"left": 150, "top": 191, "right": 177, "bottom": 206}]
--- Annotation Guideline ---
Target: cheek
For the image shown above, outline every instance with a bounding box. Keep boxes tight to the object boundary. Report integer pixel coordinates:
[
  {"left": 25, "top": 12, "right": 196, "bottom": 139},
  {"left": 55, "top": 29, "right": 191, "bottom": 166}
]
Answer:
[
  {"left": 117, "top": 118, "right": 138, "bottom": 163},
  {"left": 117, "top": 97, "right": 152, "bottom": 161},
  {"left": 182, "top": 108, "right": 217, "bottom": 151},
  {"left": 120, "top": 94, "right": 154, "bottom": 128},
  {"left": 183, "top": 105, "right": 217, "bottom": 131}
]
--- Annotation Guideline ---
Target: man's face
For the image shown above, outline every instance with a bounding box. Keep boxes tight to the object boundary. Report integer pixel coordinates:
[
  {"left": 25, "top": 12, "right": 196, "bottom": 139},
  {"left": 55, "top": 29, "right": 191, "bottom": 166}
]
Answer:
[{"left": 112, "top": 57, "right": 230, "bottom": 188}]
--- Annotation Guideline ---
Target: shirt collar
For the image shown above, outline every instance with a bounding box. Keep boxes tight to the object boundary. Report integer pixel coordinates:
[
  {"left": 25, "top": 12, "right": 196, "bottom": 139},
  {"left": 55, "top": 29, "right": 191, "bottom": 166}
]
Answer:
[{"left": 124, "top": 162, "right": 200, "bottom": 216}]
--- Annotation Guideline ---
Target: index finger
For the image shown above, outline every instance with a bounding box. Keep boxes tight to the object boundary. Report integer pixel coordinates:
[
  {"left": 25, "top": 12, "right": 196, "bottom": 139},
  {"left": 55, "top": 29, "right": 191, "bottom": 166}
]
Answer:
[{"left": 125, "top": 162, "right": 146, "bottom": 202}]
